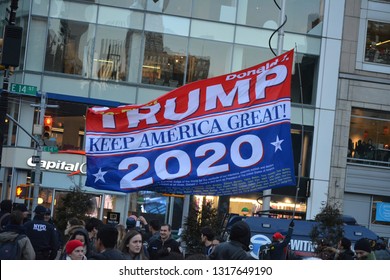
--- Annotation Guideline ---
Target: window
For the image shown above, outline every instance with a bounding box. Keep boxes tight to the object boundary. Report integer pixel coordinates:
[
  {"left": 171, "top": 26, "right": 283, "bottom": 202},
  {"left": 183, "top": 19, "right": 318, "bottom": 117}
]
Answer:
[
  {"left": 44, "top": 18, "right": 95, "bottom": 76},
  {"left": 142, "top": 32, "right": 188, "bottom": 87},
  {"left": 232, "top": 45, "right": 319, "bottom": 105},
  {"left": 38, "top": 99, "right": 88, "bottom": 151},
  {"left": 365, "top": 20, "right": 390, "bottom": 65},
  {"left": 356, "top": 1, "right": 390, "bottom": 73},
  {"left": 192, "top": 0, "right": 237, "bottom": 23},
  {"left": 146, "top": 0, "right": 191, "bottom": 17},
  {"left": 291, "top": 54, "right": 319, "bottom": 105},
  {"left": 187, "top": 38, "right": 232, "bottom": 83},
  {"left": 349, "top": 108, "right": 390, "bottom": 165},
  {"left": 237, "top": 0, "right": 323, "bottom": 35},
  {"left": 93, "top": 25, "right": 142, "bottom": 83},
  {"left": 53, "top": 190, "right": 103, "bottom": 220}
]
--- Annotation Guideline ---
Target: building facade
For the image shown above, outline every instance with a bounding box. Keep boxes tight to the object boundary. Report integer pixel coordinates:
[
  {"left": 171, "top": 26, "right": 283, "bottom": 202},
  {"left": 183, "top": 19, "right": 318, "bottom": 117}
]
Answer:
[
  {"left": 330, "top": 0, "right": 390, "bottom": 240},
  {"left": 0, "top": 0, "right": 348, "bottom": 231}
]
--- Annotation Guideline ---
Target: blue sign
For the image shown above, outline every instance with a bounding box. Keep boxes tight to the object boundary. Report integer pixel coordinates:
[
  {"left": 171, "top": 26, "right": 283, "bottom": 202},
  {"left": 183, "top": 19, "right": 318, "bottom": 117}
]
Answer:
[{"left": 376, "top": 202, "right": 390, "bottom": 222}]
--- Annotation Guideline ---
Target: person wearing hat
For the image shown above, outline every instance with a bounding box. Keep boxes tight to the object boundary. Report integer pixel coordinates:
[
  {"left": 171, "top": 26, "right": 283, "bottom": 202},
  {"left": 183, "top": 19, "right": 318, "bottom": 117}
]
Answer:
[
  {"left": 354, "top": 238, "right": 376, "bottom": 260},
  {"left": 12, "top": 203, "right": 30, "bottom": 224},
  {"left": 268, "top": 220, "right": 295, "bottom": 260},
  {"left": 23, "top": 205, "right": 59, "bottom": 259},
  {"left": 126, "top": 215, "right": 138, "bottom": 230},
  {"left": 43, "top": 208, "right": 51, "bottom": 222},
  {"left": 64, "top": 239, "right": 86, "bottom": 260},
  {"left": 209, "top": 220, "right": 255, "bottom": 260}
]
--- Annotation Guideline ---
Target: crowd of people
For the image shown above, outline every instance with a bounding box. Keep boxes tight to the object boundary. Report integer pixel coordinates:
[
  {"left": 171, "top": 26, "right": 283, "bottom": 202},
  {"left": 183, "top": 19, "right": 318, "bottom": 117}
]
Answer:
[{"left": 0, "top": 199, "right": 381, "bottom": 260}]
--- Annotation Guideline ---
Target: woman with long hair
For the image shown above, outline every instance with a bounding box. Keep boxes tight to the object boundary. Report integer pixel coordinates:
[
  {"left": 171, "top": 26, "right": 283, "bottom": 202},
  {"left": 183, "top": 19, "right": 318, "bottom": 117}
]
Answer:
[
  {"left": 119, "top": 230, "right": 148, "bottom": 260},
  {"left": 115, "top": 224, "right": 126, "bottom": 249}
]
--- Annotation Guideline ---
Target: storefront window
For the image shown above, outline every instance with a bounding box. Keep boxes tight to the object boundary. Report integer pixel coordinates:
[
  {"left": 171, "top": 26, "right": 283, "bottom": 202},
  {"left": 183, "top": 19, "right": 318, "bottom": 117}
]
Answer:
[
  {"left": 372, "top": 195, "right": 390, "bottom": 226},
  {"left": 136, "top": 191, "right": 167, "bottom": 215},
  {"left": 53, "top": 190, "right": 102, "bottom": 221},
  {"left": 365, "top": 20, "right": 390, "bottom": 65},
  {"left": 131, "top": 191, "right": 167, "bottom": 226},
  {"left": 142, "top": 32, "right": 188, "bottom": 87},
  {"left": 44, "top": 18, "right": 95, "bottom": 76},
  {"left": 37, "top": 187, "right": 54, "bottom": 211},
  {"left": 349, "top": 108, "right": 390, "bottom": 165},
  {"left": 227, "top": 194, "right": 307, "bottom": 220}
]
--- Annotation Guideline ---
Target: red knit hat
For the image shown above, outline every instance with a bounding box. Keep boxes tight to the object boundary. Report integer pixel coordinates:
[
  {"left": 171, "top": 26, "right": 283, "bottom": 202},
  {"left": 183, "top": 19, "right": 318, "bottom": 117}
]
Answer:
[
  {"left": 273, "top": 232, "right": 285, "bottom": 240},
  {"left": 66, "top": 239, "right": 84, "bottom": 255}
]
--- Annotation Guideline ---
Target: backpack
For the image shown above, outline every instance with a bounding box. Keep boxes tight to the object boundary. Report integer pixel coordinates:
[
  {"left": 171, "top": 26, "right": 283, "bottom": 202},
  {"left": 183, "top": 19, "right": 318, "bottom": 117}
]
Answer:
[{"left": 0, "top": 234, "right": 25, "bottom": 260}]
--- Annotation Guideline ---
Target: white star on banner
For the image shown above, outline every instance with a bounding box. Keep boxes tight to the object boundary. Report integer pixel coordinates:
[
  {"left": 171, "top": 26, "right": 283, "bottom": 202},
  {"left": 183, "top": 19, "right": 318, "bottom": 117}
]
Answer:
[
  {"left": 93, "top": 168, "right": 107, "bottom": 183},
  {"left": 271, "top": 135, "right": 284, "bottom": 152}
]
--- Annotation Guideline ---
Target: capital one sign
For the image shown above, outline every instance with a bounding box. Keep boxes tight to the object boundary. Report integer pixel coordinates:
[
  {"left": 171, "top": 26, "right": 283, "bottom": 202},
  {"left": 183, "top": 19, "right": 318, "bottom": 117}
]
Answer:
[{"left": 27, "top": 157, "right": 86, "bottom": 174}]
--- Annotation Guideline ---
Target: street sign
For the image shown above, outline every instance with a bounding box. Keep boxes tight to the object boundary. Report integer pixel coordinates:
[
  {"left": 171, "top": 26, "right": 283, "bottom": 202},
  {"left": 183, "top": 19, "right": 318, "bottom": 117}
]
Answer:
[
  {"left": 42, "top": 146, "right": 58, "bottom": 153},
  {"left": 31, "top": 155, "right": 40, "bottom": 164},
  {"left": 9, "top": 83, "right": 37, "bottom": 96}
]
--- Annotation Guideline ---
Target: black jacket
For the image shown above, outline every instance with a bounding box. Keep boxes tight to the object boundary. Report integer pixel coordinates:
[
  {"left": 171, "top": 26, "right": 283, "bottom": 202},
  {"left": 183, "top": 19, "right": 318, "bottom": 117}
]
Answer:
[
  {"left": 89, "top": 248, "right": 128, "bottom": 260},
  {"left": 147, "top": 237, "right": 181, "bottom": 260},
  {"left": 269, "top": 226, "right": 293, "bottom": 260},
  {"left": 209, "top": 240, "right": 255, "bottom": 260},
  {"left": 336, "top": 249, "right": 355, "bottom": 260}
]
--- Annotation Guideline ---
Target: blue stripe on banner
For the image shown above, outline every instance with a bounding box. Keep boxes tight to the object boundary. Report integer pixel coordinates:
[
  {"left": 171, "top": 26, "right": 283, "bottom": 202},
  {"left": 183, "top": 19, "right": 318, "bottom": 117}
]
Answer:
[{"left": 86, "top": 123, "right": 295, "bottom": 195}]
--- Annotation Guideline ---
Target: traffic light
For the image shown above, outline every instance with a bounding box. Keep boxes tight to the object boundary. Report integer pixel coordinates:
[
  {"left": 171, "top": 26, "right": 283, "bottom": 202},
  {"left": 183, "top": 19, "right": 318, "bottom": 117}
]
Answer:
[
  {"left": 15, "top": 184, "right": 28, "bottom": 199},
  {"left": 1, "top": 25, "right": 23, "bottom": 67},
  {"left": 43, "top": 116, "right": 53, "bottom": 139}
]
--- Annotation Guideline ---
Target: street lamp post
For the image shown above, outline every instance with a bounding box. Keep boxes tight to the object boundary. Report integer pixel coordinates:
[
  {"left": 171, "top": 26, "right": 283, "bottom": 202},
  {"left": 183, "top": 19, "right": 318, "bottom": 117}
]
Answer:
[{"left": 30, "top": 92, "right": 58, "bottom": 213}]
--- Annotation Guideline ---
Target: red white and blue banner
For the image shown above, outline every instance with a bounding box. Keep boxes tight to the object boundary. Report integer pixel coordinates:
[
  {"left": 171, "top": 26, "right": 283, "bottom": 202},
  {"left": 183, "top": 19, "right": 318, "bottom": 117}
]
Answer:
[{"left": 85, "top": 50, "right": 296, "bottom": 195}]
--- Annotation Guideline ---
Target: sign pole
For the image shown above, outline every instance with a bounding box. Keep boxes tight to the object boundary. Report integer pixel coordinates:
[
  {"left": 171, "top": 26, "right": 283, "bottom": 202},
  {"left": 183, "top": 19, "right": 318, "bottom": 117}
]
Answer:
[{"left": 30, "top": 93, "right": 46, "bottom": 213}]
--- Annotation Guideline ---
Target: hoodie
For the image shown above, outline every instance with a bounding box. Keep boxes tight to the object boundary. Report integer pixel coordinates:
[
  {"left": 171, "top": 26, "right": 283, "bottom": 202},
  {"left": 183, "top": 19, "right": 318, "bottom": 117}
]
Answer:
[{"left": 0, "top": 224, "right": 36, "bottom": 260}]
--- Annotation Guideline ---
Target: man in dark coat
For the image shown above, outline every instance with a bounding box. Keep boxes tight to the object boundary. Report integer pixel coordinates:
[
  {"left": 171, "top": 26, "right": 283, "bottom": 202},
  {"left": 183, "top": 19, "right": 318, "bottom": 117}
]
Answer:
[
  {"left": 269, "top": 220, "right": 294, "bottom": 260},
  {"left": 89, "top": 224, "right": 127, "bottom": 260},
  {"left": 147, "top": 223, "right": 181, "bottom": 259},
  {"left": 325, "top": 237, "right": 355, "bottom": 260},
  {"left": 23, "top": 205, "right": 59, "bottom": 259},
  {"left": 209, "top": 220, "right": 255, "bottom": 260}
]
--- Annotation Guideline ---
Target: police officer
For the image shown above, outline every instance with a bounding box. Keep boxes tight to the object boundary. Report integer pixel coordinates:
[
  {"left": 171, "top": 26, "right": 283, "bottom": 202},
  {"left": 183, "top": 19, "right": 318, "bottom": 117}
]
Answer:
[{"left": 23, "top": 205, "right": 59, "bottom": 260}]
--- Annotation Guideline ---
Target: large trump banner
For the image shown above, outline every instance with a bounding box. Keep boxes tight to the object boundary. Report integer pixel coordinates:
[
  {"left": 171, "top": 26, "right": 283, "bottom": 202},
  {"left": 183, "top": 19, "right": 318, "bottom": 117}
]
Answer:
[{"left": 85, "top": 50, "right": 296, "bottom": 195}]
